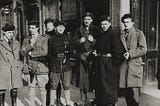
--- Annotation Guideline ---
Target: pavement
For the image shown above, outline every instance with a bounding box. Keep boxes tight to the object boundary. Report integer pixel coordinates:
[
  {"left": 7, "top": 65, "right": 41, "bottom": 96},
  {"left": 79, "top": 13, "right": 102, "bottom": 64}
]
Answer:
[{"left": 3, "top": 84, "right": 160, "bottom": 106}]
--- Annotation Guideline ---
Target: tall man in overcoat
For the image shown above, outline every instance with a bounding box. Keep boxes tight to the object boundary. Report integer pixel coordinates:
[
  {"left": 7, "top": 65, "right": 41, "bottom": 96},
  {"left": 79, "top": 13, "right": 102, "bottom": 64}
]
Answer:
[
  {"left": 94, "top": 15, "right": 125, "bottom": 106},
  {"left": 0, "top": 24, "right": 24, "bottom": 106},
  {"left": 119, "top": 14, "right": 147, "bottom": 106},
  {"left": 21, "top": 21, "right": 49, "bottom": 106}
]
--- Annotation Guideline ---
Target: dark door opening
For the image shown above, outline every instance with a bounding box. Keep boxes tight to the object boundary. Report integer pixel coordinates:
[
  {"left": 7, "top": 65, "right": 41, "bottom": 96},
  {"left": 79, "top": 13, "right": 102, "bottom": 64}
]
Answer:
[{"left": 83, "top": 0, "right": 110, "bottom": 26}]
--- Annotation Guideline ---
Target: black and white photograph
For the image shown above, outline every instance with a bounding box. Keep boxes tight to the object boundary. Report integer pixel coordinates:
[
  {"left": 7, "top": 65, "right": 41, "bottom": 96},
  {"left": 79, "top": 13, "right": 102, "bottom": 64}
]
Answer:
[{"left": 0, "top": 0, "right": 160, "bottom": 106}]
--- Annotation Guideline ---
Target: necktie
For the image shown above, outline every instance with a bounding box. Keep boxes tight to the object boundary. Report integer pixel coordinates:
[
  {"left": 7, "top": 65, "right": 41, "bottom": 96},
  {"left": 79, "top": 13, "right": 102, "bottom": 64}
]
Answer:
[{"left": 8, "top": 40, "right": 12, "bottom": 48}]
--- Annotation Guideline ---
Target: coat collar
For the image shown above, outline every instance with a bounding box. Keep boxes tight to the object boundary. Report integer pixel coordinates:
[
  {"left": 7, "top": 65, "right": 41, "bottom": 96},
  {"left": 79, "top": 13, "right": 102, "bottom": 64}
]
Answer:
[
  {"left": 120, "top": 27, "right": 135, "bottom": 51},
  {"left": 1, "top": 38, "right": 19, "bottom": 52}
]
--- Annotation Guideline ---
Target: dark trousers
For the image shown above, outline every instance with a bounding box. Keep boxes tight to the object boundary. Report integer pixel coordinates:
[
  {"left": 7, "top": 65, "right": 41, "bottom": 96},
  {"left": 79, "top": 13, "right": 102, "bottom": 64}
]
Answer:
[
  {"left": 96, "top": 104, "right": 115, "bottom": 106},
  {"left": 0, "top": 88, "right": 17, "bottom": 106},
  {"left": 125, "top": 88, "right": 140, "bottom": 106}
]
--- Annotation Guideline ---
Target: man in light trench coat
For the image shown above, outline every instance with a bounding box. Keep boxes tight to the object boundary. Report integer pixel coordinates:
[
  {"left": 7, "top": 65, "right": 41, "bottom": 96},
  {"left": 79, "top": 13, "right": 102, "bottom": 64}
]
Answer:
[
  {"left": 0, "top": 24, "right": 24, "bottom": 106},
  {"left": 119, "top": 14, "right": 147, "bottom": 106}
]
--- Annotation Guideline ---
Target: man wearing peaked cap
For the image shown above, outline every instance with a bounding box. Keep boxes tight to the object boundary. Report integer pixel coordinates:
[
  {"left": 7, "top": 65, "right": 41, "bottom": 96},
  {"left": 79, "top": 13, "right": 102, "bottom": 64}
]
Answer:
[
  {"left": 28, "top": 20, "right": 39, "bottom": 26},
  {"left": 74, "top": 12, "right": 100, "bottom": 101},
  {"left": 21, "top": 20, "right": 49, "bottom": 106},
  {"left": 0, "top": 24, "right": 24, "bottom": 106}
]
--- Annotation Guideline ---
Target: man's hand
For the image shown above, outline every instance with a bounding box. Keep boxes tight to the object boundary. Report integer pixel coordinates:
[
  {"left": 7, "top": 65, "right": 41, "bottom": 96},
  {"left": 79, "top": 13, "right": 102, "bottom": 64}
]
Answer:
[
  {"left": 88, "top": 35, "right": 94, "bottom": 42},
  {"left": 123, "top": 52, "right": 130, "bottom": 60},
  {"left": 92, "top": 50, "right": 97, "bottom": 57},
  {"left": 80, "top": 37, "right": 86, "bottom": 43}
]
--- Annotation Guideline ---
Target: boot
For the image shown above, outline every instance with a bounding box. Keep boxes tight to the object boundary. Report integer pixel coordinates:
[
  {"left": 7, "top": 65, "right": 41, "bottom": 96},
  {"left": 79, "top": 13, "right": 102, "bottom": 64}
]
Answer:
[
  {"left": 50, "top": 90, "right": 56, "bottom": 106},
  {"left": 0, "top": 91, "right": 5, "bottom": 106},
  {"left": 10, "top": 89, "right": 17, "bottom": 106},
  {"left": 80, "top": 89, "right": 87, "bottom": 101},
  {"left": 57, "top": 83, "right": 64, "bottom": 106},
  {"left": 64, "top": 89, "right": 71, "bottom": 106}
]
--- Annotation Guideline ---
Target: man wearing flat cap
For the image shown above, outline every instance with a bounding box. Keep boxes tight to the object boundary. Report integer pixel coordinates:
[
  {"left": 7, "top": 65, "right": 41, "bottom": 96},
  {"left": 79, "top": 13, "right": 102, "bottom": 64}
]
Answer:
[
  {"left": 48, "top": 20, "right": 73, "bottom": 106},
  {"left": 73, "top": 12, "right": 100, "bottom": 101},
  {"left": 0, "top": 24, "right": 24, "bottom": 106},
  {"left": 21, "top": 21, "right": 49, "bottom": 106}
]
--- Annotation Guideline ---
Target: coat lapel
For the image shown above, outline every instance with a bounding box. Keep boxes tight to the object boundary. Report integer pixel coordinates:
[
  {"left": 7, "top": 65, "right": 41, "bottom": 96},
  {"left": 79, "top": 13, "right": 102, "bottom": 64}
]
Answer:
[
  {"left": 1, "top": 40, "right": 12, "bottom": 52},
  {"left": 12, "top": 40, "right": 19, "bottom": 57},
  {"left": 126, "top": 27, "right": 135, "bottom": 47},
  {"left": 32, "top": 34, "right": 41, "bottom": 47},
  {"left": 120, "top": 32, "right": 128, "bottom": 51}
]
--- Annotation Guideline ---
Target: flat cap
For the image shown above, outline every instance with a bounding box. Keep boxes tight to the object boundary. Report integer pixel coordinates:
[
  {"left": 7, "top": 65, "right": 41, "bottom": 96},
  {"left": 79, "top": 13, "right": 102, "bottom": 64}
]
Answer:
[
  {"left": 100, "top": 15, "right": 110, "bottom": 22},
  {"left": 54, "top": 20, "right": 66, "bottom": 27},
  {"left": 44, "top": 18, "right": 55, "bottom": 25},
  {"left": 2, "top": 24, "right": 15, "bottom": 31},
  {"left": 83, "top": 12, "right": 94, "bottom": 19},
  {"left": 28, "top": 21, "right": 39, "bottom": 26}
]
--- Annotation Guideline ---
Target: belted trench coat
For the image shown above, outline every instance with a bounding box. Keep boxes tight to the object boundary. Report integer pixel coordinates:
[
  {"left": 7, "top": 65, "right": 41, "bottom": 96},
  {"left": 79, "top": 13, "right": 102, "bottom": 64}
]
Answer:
[{"left": 119, "top": 27, "right": 147, "bottom": 88}]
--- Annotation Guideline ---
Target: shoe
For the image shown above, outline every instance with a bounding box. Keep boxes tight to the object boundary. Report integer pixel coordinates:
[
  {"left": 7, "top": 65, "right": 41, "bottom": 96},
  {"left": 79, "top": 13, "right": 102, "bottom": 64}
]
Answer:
[{"left": 49, "top": 104, "right": 56, "bottom": 106}]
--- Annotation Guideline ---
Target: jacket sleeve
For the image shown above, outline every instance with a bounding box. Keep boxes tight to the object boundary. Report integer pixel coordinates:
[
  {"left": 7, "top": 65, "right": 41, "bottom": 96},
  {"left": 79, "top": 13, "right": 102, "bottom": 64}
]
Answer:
[
  {"left": 129, "top": 31, "right": 147, "bottom": 59},
  {"left": 21, "top": 39, "right": 33, "bottom": 57}
]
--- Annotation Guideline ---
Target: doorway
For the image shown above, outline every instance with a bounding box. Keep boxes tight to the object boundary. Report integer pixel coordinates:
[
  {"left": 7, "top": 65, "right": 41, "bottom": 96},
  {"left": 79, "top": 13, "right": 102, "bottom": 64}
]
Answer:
[{"left": 141, "top": 0, "right": 160, "bottom": 88}]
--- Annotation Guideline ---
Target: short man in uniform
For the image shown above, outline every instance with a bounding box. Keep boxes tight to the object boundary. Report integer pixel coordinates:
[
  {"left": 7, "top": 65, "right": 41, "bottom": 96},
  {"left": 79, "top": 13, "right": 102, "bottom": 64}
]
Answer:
[
  {"left": 21, "top": 21, "right": 49, "bottom": 106},
  {"left": 48, "top": 20, "right": 72, "bottom": 106}
]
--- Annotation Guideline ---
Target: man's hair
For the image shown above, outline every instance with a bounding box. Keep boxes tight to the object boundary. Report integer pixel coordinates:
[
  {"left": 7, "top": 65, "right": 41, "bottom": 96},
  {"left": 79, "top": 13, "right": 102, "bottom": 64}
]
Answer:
[
  {"left": 121, "top": 14, "right": 134, "bottom": 23},
  {"left": 44, "top": 18, "right": 54, "bottom": 25}
]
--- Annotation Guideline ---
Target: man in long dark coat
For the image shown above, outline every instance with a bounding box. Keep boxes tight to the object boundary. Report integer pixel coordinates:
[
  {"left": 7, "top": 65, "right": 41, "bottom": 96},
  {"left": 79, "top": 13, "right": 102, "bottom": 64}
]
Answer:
[{"left": 94, "top": 15, "right": 125, "bottom": 106}]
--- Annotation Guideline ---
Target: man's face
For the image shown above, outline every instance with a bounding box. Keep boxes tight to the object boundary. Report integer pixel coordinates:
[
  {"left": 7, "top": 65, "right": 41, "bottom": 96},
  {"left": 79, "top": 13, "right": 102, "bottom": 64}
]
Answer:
[
  {"left": 56, "top": 25, "right": 65, "bottom": 34},
  {"left": 28, "top": 25, "right": 39, "bottom": 35},
  {"left": 46, "top": 22, "right": 55, "bottom": 32},
  {"left": 83, "top": 16, "right": 93, "bottom": 27},
  {"left": 101, "top": 20, "right": 111, "bottom": 31},
  {"left": 4, "top": 31, "right": 14, "bottom": 40},
  {"left": 123, "top": 18, "right": 134, "bottom": 30}
]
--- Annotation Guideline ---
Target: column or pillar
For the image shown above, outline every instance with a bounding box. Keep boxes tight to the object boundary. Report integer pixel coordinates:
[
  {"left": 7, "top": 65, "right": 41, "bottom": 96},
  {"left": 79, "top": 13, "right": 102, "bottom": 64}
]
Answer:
[
  {"left": 120, "top": 0, "right": 130, "bottom": 30},
  {"left": 130, "top": 0, "right": 140, "bottom": 28}
]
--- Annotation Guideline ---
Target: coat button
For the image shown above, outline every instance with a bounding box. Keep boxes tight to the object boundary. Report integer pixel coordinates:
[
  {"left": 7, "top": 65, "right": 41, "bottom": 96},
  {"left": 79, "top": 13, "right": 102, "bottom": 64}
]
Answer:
[
  {"left": 17, "top": 66, "right": 19, "bottom": 68},
  {"left": 6, "top": 53, "right": 8, "bottom": 55}
]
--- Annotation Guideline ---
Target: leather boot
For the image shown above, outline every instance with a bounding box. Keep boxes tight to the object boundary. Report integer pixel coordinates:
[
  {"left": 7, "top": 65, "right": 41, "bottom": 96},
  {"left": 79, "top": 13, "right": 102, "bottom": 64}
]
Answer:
[
  {"left": 57, "top": 82, "right": 64, "bottom": 106},
  {"left": 0, "top": 91, "right": 5, "bottom": 106},
  {"left": 10, "top": 89, "right": 17, "bottom": 106}
]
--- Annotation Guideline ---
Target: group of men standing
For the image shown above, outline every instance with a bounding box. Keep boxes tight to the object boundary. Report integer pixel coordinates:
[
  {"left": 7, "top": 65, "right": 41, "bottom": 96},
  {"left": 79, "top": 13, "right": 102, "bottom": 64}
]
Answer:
[{"left": 0, "top": 12, "right": 147, "bottom": 106}]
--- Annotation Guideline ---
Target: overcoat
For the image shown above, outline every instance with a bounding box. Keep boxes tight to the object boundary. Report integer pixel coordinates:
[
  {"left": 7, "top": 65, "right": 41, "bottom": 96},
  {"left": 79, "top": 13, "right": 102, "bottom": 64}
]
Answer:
[
  {"left": 119, "top": 27, "right": 147, "bottom": 88},
  {"left": 0, "top": 38, "right": 23, "bottom": 89},
  {"left": 94, "top": 27, "right": 125, "bottom": 104},
  {"left": 74, "top": 25, "right": 100, "bottom": 90}
]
